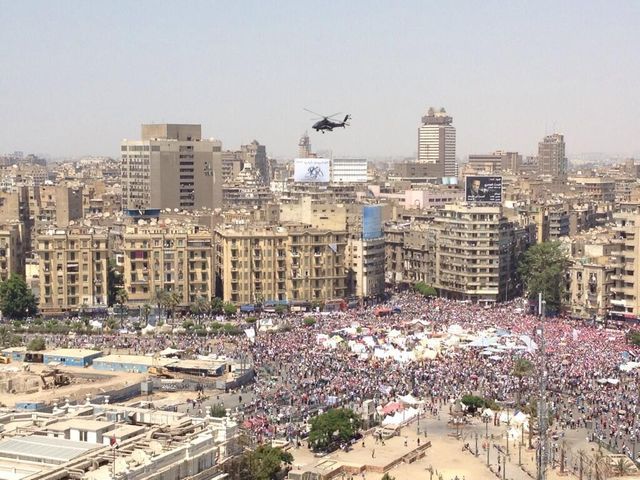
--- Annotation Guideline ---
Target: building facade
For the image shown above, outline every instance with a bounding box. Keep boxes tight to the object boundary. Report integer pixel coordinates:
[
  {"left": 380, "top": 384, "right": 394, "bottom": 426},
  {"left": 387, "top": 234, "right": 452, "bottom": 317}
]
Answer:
[
  {"left": 417, "top": 107, "right": 457, "bottom": 177},
  {"left": 538, "top": 133, "right": 567, "bottom": 180},
  {"left": 331, "top": 158, "right": 368, "bottom": 183},
  {"left": 36, "top": 228, "right": 110, "bottom": 313},
  {"left": 431, "top": 204, "right": 527, "bottom": 303},
  {"left": 214, "top": 223, "right": 347, "bottom": 304},
  {"left": 121, "top": 124, "right": 222, "bottom": 210},
  {"left": 122, "top": 223, "right": 214, "bottom": 307}
]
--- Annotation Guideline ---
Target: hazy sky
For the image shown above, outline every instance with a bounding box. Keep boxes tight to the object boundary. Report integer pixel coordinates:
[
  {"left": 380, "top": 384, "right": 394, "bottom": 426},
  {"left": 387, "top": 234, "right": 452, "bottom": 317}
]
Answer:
[{"left": 1, "top": 1, "right": 639, "bottom": 160}]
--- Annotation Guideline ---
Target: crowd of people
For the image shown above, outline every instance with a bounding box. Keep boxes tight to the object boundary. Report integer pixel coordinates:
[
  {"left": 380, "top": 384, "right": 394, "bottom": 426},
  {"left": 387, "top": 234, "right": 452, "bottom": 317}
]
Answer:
[{"left": 27, "top": 293, "right": 640, "bottom": 462}]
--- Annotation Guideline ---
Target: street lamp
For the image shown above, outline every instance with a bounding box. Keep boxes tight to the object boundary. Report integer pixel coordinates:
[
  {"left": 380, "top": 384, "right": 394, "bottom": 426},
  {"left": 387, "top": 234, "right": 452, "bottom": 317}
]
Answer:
[{"left": 482, "top": 410, "right": 491, "bottom": 439}]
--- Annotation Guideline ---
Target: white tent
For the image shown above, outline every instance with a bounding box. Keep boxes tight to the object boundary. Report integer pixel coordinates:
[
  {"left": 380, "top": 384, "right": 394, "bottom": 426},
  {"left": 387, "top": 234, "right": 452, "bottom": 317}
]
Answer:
[
  {"left": 382, "top": 407, "right": 419, "bottom": 426},
  {"left": 448, "top": 324, "right": 464, "bottom": 335},
  {"left": 399, "top": 394, "right": 423, "bottom": 406}
]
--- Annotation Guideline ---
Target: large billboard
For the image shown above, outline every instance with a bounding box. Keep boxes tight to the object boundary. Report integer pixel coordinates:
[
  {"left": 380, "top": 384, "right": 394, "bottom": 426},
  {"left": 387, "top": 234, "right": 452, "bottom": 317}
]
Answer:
[
  {"left": 294, "top": 158, "right": 330, "bottom": 183},
  {"left": 363, "top": 205, "right": 383, "bottom": 240},
  {"left": 465, "top": 176, "right": 503, "bottom": 203}
]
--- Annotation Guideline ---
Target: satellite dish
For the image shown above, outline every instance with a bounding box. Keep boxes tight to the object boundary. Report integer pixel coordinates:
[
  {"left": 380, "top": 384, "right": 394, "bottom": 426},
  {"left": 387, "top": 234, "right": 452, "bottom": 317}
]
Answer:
[
  {"left": 149, "top": 440, "right": 163, "bottom": 456},
  {"left": 115, "top": 458, "right": 129, "bottom": 473},
  {"left": 131, "top": 449, "right": 149, "bottom": 466}
]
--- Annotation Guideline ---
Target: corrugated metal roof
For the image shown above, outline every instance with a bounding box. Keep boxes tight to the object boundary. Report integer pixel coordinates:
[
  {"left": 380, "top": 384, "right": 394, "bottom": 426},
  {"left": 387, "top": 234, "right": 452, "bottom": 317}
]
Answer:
[{"left": 0, "top": 436, "right": 98, "bottom": 464}]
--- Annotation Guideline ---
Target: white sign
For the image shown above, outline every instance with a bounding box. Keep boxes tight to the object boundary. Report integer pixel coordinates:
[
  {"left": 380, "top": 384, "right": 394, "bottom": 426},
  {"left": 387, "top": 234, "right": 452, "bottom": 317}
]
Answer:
[{"left": 294, "top": 158, "right": 330, "bottom": 183}]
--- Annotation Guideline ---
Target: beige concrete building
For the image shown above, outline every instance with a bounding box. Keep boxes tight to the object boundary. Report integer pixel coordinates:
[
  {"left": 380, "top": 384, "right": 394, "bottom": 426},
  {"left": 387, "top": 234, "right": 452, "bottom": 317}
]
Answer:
[
  {"left": 280, "top": 199, "right": 387, "bottom": 299},
  {"left": 122, "top": 223, "right": 214, "bottom": 307},
  {"left": 568, "top": 233, "right": 619, "bottom": 319},
  {"left": 538, "top": 133, "right": 567, "bottom": 181},
  {"left": 121, "top": 124, "right": 223, "bottom": 210},
  {"left": 402, "top": 223, "right": 437, "bottom": 287},
  {"left": 214, "top": 223, "right": 347, "bottom": 304},
  {"left": 569, "top": 176, "right": 616, "bottom": 202},
  {"left": 0, "top": 222, "right": 25, "bottom": 281},
  {"left": 432, "top": 204, "right": 528, "bottom": 303},
  {"left": 610, "top": 204, "right": 640, "bottom": 317},
  {"left": 35, "top": 185, "right": 84, "bottom": 227},
  {"left": 36, "top": 228, "right": 110, "bottom": 314}
]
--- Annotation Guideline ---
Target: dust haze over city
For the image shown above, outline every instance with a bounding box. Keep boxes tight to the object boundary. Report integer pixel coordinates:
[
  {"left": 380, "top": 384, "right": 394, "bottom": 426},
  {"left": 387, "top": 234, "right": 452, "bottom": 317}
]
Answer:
[
  {"left": 1, "top": 2, "right": 640, "bottom": 480},
  {"left": 1, "top": 1, "right": 639, "bottom": 161}
]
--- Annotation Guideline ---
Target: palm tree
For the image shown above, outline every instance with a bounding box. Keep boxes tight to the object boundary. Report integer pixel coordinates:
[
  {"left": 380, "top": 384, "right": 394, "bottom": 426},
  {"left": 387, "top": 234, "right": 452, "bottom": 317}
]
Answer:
[
  {"left": 512, "top": 357, "right": 534, "bottom": 407},
  {"left": 161, "top": 291, "right": 180, "bottom": 323},
  {"left": 191, "top": 296, "right": 211, "bottom": 321},
  {"left": 154, "top": 289, "right": 167, "bottom": 323},
  {"left": 613, "top": 457, "right": 633, "bottom": 477},
  {"left": 115, "top": 288, "right": 129, "bottom": 328},
  {"left": 140, "top": 304, "right": 151, "bottom": 325}
]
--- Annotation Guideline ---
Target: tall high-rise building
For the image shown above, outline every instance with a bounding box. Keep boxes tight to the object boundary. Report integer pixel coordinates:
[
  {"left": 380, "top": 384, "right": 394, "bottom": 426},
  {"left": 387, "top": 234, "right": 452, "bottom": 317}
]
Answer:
[
  {"left": 417, "top": 107, "right": 457, "bottom": 177},
  {"left": 298, "top": 132, "right": 313, "bottom": 158},
  {"left": 121, "top": 124, "right": 222, "bottom": 210},
  {"left": 538, "top": 133, "right": 567, "bottom": 180}
]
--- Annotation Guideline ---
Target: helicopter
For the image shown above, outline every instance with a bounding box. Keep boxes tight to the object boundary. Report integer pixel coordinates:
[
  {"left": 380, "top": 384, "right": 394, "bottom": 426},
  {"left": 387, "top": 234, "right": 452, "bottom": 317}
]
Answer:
[{"left": 304, "top": 108, "right": 351, "bottom": 133}]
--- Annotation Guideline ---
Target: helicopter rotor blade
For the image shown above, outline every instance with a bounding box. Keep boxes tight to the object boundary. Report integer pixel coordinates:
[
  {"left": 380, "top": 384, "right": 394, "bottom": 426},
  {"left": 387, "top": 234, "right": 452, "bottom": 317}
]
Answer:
[
  {"left": 326, "top": 112, "right": 342, "bottom": 119},
  {"left": 303, "top": 108, "right": 324, "bottom": 118}
]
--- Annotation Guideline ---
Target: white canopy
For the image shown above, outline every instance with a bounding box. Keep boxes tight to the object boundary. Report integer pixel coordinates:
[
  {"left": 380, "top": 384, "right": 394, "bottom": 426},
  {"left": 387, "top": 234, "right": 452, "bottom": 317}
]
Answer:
[{"left": 399, "top": 394, "right": 423, "bottom": 405}]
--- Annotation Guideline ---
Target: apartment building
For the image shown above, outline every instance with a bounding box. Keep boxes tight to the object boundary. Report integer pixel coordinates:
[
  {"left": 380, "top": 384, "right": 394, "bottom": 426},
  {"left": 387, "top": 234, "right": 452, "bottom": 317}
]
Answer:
[
  {"left": 0, "top": 222, "right": 25, "bottom": 280},
  {"left": 610, "top": 204, "right": 640, "bottom": 317},
  {"left": 384, "top": 223, "right": 407, "bottom": 286},
  {"left": 402, "top": 223, "right": 437, "bottom": 286},
  {"left": 214, "top": 223, "right": 347, "bottom": 304},
  {"left": 568, "top": 233, "right": 619, "bottom": 319},
  {"left": 432, "top": 204, "right": 527, "bottom": 303},
  {"left": 36, "top": 228, "right": 110, "bottom": 314},
  {"left": 122, "top": 223, "right": 214, "bottom": 307},
  {"left": 34, "top": 185, "right": 84, "bottom": 227}
]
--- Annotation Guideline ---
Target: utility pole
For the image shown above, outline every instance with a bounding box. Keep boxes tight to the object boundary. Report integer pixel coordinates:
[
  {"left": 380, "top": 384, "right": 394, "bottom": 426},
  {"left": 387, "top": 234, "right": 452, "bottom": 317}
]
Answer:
[{"left": 536, "top": 293, "right": 549, "bottom": 480}]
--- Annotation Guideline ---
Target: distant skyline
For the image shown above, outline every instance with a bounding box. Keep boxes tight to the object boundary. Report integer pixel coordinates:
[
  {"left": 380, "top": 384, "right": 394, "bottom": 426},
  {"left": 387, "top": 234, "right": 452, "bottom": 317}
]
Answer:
[{"left": 1, "top": 1, "right": 639, "bottom": 160}]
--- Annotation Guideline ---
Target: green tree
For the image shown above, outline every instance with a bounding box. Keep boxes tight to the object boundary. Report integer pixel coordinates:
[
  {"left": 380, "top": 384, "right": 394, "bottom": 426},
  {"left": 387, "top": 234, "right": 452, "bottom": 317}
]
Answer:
[
  {"left": 140, "top": 304, "right": 152, "bottom": 325},
  {"left": 461, "top": 394, "right": 485, "bottom": 411},
  {"left": 303, "top": 317, "right": 316, "bottom": 327},
  {"left": 512, "top": 357, "right": 534, "bottom": 407},
  {"left": 115, "top": 288, "right": 128, "bottom": 327},
  {"left": 27, "top": 336, "right": 46, "bottom": 351},
  {"left": 614, "top": 457, "right": 633, "bottom": 476},
  {"left": 414, "top": 281, "right": 437, "bottom": 298},
  {"left": 162, "top": 291, "right": 180, "bottom": 321},
  {"left": 627, "top": 330, "right": 640, "bottom": 347},
  {"left": 308, "top": 408, "right": 361, "bottom": 451},
  {"left": 274, "top": 304, "right": 287, "bottom": 315},
  {"left": 211, "top": 297, "right": 224, "bottom": 315},
  {"left": 210, "top": 404, "right": 227, "bottom": 418},
  {"left": 190, "top": 296, "right": 211, "bottom": 317},
  {"left": 223, "top": 323, "right": 241, "bottom": 336},
  {"left": 246, "top": 444, "right": 293, "bottom": 480},
  {"left": 381, "top": 474, "right": 396, "bottom": 480},
  {"left": 0, "top": 274, "right": 37, "bottom": 320},
  {"left": 0, "top": 325, "right": 19, "bottom": 348},
  {"left": 107, "top": 259, "right": 123, "bottom": 307},
  {"left": 223, "top": 302, "right": 237, "bottom": 316},
  {"left": 518, "top": 241, "right": 568, "bottom": 312}
]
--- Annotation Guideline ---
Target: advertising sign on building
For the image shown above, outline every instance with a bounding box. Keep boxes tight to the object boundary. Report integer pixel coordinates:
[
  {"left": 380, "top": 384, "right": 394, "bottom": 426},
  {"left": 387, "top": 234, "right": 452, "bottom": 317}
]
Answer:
[
  {"left": 465, "top": 176, "right": 503, "bottom": 203},
  {"left": 362, "top": 205, "right": 383, "bottom": 240},
  {"left": 293, "top": 158, "right": 330, "bottom": 183}
]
